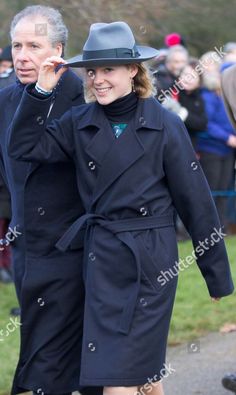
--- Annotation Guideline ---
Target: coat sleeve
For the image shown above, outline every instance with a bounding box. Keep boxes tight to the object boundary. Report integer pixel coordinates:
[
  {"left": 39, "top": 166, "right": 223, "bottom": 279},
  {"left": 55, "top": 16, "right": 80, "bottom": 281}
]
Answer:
[
  {"left": 184, "top": 98, "right": 208, "bottom": 132},
  {"left": 221, "top": 74, "right": 236, "bottom": 131},
  {"left": 8, "top": 87, "right": 75, "bottom": 163},
  {"left": 163, "top": 113, "right": 234, "bottom": 298}
]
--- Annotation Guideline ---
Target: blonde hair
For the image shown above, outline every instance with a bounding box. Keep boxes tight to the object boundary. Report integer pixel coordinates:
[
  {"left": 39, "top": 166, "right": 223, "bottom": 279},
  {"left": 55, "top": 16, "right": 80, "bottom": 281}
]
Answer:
[{"left": 84, "top": 63, "right": 156, "bottom": 103}]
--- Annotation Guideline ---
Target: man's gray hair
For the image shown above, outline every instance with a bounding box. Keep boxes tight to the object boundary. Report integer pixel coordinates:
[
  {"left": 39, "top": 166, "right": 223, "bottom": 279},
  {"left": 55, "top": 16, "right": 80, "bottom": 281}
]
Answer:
[
  {"left": 10, "top": 5, "right": 68, "bottom": 48},
  {"left": 166, "top": 45, "right": 189, "bottom": 63}
]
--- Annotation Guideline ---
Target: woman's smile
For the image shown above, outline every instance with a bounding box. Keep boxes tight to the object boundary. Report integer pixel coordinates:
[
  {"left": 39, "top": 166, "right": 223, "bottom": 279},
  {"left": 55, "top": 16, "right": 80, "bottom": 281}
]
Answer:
[{"left": 95, "top": 87, "right": 112, "bottom": 95}]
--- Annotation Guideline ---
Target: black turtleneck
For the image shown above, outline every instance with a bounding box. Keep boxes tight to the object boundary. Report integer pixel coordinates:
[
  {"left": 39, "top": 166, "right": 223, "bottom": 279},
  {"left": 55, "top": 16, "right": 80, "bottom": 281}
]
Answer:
[{"left": 102, "top": 91, "right": 138, "bottom": 123}]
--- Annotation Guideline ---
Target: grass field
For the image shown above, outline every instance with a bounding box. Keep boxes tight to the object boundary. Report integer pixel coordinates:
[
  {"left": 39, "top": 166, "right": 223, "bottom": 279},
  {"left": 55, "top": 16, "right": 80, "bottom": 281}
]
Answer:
[{"left": 0, "top": 236, "right": 235, "bottom": 394}]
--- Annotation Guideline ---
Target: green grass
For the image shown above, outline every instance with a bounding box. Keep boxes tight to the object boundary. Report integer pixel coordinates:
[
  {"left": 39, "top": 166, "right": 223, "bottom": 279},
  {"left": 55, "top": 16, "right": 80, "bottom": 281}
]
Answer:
[
  {"left": 0, "top": 236, "right": 235, "bottom": 393},
  {"left": 169, "top": 235, "right": 236, "bottom": 345},
  {"left": 0, "top": 283, "right": 20, "bottom": 395}
]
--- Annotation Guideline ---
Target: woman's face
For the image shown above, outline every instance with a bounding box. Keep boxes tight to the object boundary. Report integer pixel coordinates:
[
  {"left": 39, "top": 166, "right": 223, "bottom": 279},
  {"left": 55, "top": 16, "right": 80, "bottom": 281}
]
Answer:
[
  {"left": 85, "top": 64, "right": 138, "bottom": 105},
  {"left": 179, "top": 65, "right": 200, "bottom": 92}
]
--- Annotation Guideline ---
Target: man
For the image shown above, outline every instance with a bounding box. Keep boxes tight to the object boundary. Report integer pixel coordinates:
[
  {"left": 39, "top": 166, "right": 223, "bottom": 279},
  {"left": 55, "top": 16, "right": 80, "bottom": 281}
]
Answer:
[
  {"left": 0, "top": 45, "right": 15, "bottom": 288},
  {"left": 0, "top": 5, "right": 98, "bottom": 395},
  {"left": 153, "top": 44, "right": 189, "bottom": 101},
  {"left": 221, "top": 63, "right": 236, "bottom": 394}
]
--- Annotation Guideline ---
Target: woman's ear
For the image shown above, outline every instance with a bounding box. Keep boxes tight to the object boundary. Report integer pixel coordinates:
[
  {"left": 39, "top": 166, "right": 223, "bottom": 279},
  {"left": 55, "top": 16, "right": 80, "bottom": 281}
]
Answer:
[{"left": 128, "top": 64, "right": 139, "bottom": 78}]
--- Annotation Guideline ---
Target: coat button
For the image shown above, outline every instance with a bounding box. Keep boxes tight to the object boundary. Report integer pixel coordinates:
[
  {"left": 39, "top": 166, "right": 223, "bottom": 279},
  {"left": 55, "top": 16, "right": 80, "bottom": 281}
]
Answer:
[
  {"left": 140, "top": 297, "right": 148, "bottom": 307},
  {"left": 88, "top": 342, "right": 96, "bottom": 352},
  {"left": 36, "top": 116, "right": 44, "bottom": 125},
  {"left": 88, "top": 161, "right": 96, "bottom": 171},
  {"left": 36, "top": 388, "right": 44, "bottom": 395},
  {"left": 140, "top": 207, "right": 148, "bottom": 216},
  {"left": 89, "top": 252, "right": 96, "bottom": 261},
  {"left": 191, "top": 161, "right": 198, "bottom": 171}
]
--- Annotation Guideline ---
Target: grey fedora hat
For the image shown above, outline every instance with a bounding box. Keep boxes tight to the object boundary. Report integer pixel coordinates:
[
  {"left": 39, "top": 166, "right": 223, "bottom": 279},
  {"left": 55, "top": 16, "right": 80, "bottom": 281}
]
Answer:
[{"left": 64, "top": 21, "right": 159, "bottom": 68}]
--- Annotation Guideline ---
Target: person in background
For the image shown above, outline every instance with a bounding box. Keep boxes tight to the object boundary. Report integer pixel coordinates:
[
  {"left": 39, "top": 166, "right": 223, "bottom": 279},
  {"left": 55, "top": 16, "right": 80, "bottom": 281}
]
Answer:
[
  {"left": 153, "top": 45, "right": 189, "bottom": 100},
  {"left": 197, "top": 66, "right": 236, "bottom": 228},
  {"left": 223, "top": 42, "right": 236, "bottom": 63},
  {"left": 220, "top": 61, "right": 236, "bottom": 235},
  {"left": 162, "top": 59, "right": 208, "bottom": 151},
  {"left": 0, "top": 45, "right": 15, "bottom": 88},
  {"left": 200, "top": 51, "right": 222, "bottom": 74},
  {"left": 164, "top": 32, "right": 186, "bottom": 48},
  {"left": 161, "top": 58, "right": 208, "bottom": 240},
  {"left": 220, "top": 59, "right": 236, "bottom": 395}
]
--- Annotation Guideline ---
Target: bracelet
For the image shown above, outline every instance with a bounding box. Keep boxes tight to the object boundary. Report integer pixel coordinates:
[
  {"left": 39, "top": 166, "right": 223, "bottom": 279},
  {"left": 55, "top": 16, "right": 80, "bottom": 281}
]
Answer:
[{"left": 35, "top": 82, "right": 53, "bottom": 95}]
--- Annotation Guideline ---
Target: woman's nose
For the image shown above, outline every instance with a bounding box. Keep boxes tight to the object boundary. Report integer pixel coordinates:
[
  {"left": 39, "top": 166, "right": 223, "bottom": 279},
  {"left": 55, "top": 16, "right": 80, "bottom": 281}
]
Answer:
[{"left": 93, "top": 71, "right": 105, "bottom": 84}]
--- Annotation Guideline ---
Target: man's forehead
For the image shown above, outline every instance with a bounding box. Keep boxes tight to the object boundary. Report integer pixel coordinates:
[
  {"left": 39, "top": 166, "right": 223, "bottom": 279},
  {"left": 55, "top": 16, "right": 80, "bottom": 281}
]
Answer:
[{"left": 12, "top": 17, "right": 50, "bottom": 41}]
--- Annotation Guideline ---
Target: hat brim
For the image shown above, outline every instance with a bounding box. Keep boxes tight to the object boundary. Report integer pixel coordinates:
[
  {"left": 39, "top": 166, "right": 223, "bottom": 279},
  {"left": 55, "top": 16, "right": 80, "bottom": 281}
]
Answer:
[{"left": 63, "top": 46, "right": 159, "bottom": 68}]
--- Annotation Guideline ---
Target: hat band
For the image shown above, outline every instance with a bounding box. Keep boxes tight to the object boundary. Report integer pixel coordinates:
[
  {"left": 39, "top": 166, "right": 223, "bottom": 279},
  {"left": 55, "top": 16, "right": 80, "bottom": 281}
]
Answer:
[{"left": 83, "top": 46, "right": 140, "bottom": 61}]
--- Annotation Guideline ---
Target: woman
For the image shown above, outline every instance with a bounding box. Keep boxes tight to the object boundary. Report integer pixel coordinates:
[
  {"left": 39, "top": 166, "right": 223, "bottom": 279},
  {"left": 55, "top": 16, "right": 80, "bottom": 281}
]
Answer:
[
  {"left": 178, "top": 60, "right": 208, "bottom": 150},
  {"left": 8, "top": 22, "right": 234, "bottom": 395},
  {"left": 162, "top": 59, "right": 208, "bottom": 151}
]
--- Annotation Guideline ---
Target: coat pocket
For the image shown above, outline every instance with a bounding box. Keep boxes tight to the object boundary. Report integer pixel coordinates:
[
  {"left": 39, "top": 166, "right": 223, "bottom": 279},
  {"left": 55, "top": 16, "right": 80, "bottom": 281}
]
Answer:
[{"left": 135, "top": 227, "right": 178, "bottom": 292}]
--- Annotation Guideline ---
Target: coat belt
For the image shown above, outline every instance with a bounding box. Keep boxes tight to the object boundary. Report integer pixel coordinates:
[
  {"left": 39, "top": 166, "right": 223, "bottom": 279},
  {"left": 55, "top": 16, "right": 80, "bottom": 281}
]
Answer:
[{"left": 56, "top": 212, "right": 175, "bottom": 335}]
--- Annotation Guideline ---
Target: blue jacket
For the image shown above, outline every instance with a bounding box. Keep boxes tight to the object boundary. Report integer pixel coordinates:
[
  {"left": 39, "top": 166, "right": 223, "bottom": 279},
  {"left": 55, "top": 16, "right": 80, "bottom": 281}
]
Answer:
[{"left": 197, "top": 88, "right": 235, "bottom": 156}]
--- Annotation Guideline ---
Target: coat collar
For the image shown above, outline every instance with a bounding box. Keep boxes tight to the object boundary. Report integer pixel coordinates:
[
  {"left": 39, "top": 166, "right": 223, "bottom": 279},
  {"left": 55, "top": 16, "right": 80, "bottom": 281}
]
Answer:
[
  {"left": 77, "top": 96, "right": 164, "bottom": 206},
  {"left": 77, "top": 95, "right": 164, "bottom": 131}
]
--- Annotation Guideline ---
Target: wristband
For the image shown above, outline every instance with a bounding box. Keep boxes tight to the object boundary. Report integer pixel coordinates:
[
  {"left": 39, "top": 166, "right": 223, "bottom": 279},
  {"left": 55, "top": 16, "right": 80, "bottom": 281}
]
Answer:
[{"left": 35, "top": 82, "right": 53, "bottom": 95}]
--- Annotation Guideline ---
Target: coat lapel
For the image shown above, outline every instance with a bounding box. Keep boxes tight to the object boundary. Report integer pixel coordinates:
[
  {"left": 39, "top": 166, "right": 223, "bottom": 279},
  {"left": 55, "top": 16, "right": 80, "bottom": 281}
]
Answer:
[
  {"left": 81, "top": 97, "right": 164, "bottom": 206},
  {"left": 80, "top": 101, "right": 148, "bottom": 205},
  {"left": 93, "top": 123, "right": 145, "bottom": 204}
]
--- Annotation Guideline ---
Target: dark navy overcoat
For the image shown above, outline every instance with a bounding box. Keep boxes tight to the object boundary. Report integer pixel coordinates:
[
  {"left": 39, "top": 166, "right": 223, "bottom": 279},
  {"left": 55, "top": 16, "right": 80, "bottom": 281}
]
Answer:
[
  {"left": 0, "top": 71, "right": 91, "bottom": 394},
  {"left": 8, "top": 86, "right": 234, "bottom": 387}
]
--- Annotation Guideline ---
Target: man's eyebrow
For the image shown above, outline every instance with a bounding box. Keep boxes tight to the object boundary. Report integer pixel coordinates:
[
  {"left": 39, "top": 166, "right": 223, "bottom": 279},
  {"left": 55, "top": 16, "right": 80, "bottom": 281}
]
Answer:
[{"left": 12, "top": 41, "right": 41, "bottom": 45}]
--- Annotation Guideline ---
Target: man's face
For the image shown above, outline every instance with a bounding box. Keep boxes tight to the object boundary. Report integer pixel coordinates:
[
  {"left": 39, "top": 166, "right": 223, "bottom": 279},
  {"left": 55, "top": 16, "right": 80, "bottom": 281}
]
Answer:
[
  {"left": 166, "top": 51, "right": 189, "bottom": 77},
  {"left": 0, "top": 60, "right": 13, "bottom": 74},
  {"left": 12, "top": 16, "right": 62, "bottom": 84}
]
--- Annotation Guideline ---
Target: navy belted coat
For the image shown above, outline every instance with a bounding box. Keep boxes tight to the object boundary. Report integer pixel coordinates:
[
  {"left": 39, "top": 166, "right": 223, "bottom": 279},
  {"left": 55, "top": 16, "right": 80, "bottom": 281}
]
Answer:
[
  {"left": 8, "top": 87, "right": 234, "bottom": 386},
  {"left": 0, "top": 71, "right": 93, "bottom": 394}
]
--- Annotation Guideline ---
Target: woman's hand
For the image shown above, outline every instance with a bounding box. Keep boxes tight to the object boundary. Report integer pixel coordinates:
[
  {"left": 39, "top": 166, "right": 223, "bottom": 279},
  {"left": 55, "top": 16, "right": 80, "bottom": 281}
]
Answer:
[
  {"left": 37, "top": 56, "right": 68, "bottom": 92},
  {"left": 227, "top": 134, "right": 236, "bottom": 148}
]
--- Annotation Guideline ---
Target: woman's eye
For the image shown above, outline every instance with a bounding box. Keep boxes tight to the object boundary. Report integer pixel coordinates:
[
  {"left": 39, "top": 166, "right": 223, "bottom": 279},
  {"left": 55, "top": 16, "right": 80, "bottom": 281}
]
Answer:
[
  {"left": 105, "top": 68, "right": 113, "bottom": 72},
  {"left": 87, "top": 70, "right": 95, "bottom": 79}
]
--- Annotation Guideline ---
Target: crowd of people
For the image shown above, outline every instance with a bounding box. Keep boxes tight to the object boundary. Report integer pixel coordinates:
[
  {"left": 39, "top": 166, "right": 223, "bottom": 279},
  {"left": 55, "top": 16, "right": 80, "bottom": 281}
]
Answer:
[
  {"left": 0, "top": 8, "right": 235, "bottom": 395},
  {"left": 151, "top": 37, "right": 236, "bottom": 234}
]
